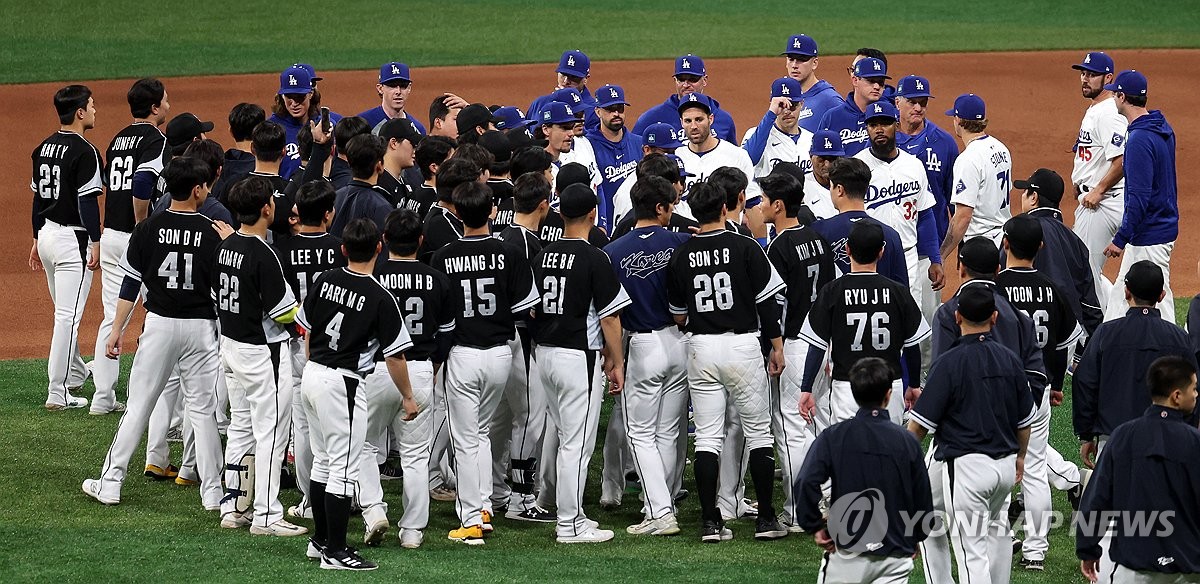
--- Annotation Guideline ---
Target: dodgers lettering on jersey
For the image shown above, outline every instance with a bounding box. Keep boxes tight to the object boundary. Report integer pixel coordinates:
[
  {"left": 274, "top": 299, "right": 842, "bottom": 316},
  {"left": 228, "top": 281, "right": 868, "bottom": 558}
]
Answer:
[
  {"left": 951, "top": 135, "right": 1013, "bottom": 241},
  {"left": 431, "top": 235, "right": 539, "bottom": 348},
  {"left": 675, "top": 140, "right": 764, "bottom": 218},
  {"left": 297, "top": 267, "right": 412, "bottom": 374},
  {"left": 104, "top": 123, "right": 168, "bottom": 232},
  {"left": 533, "top": 238, "right": 631, "bottom": 350},
  {"left": 31, "top": 131, "right": 104, "bottom": 235},
  {"left": 817, "top": 95, "right": 870, "bottom": 156},
  {"left": 120, "top": 210, "right": 223, "bottom": 319},
  {"left": 1072, "top": 97, "right": 1127, "bottom": 194},
  {"left": 605, "top": 226, "right": 690, "bottom": 332},
  {"left": 374, "top": 258, "right": 455, "bottom": 361},
  {"left": 666, "top": 230, "right": 785, "bottom": 334},
  {"left": 213, "top": 232, "right": 298, "bottom": 345},
  {"left": 740, "top": 118, "right": 814, "bottom": 179},
  {"left": 855, "top": 149, "right": 936, "bottom": 253},
  {"left": 767, "top": 225, "right": 836, "bottom": 338}
]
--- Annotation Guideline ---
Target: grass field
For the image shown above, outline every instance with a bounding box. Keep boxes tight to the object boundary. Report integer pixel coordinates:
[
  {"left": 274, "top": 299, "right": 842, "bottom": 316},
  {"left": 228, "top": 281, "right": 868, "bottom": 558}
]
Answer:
[
  {"left": 3, "top": 1, "right": 1199, "bottom": 83},
  {"left": 4, "top": 296, "right": 1193, "bottom": 582}
]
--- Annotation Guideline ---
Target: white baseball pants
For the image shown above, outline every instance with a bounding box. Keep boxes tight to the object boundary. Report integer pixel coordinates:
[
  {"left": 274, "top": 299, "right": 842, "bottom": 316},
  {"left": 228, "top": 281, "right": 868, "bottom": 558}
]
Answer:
[
  {"left": 301, "top": 361, "right": 366, "bottom": 498},
  {"left": 538, "top": 345, "right": 605, "bottom": 537},
  {"left": 622, "top": 327, "right": 688, "bottom": 520},
  {"left": 444, "top": 344, "right": 511, "bottom": 527},
  {"left": 775, "top": 337, "right": 818, "bottom": 524},
  {"left": 38, "top": 221, "right": 92, "bottom": 407},
  {"left": 1020, "top": 390, "right": 1053, "bottom": 561},
  {"left": 944, "top": 453, "right": 1017, "bottom": 584},
  {"left": 818, "top": 550, "right": 913, "bottom": 584},
  {"left": 687, "top": 333, "right": 772, "bottom": 454},
  {"left": 1104, "top": 241, "right": 1175, "bottom": 323},
  {"left": 830, "top": 379, "right": 904, "bottom": 426},
  {"left": 361, "top": 359, "right": 435, "bottom": 530},
  {"left": 1074, "top": 193, "right": 1123, "bottom": 303},
  {"left": 91, "top": 228, "right": 133, "bottom": 412}
]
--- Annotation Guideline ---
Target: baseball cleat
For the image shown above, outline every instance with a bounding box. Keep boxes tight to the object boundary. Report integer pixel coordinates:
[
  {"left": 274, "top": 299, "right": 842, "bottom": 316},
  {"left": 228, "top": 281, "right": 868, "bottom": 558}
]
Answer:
[
  {"left": 175, "top": 474, "right": 199, "bottom": 486},
  {"left": 220, "top": 511, "right": 251, "bottom": 529},
  {"left": 320, "top": 548, "right": 377, "bottom": 571},
  {"left": 81, "top": 479, "right": 119, "bottom": 505},
  {"left": 144, "top": 464, "right": 179, "bottom": 481},
  {"left": 506, "top": 505, "right": 556, "bottom": 523},
  {"left": 1011, "top": 536, "right": 1023, "bottom": 554},
  {"left": 306, "top": 539, "right": 325, "bottom": 561},
  {"left": 700, "top": 520, "right": 733, "bottom": 543},
  {"left": 250, "top": 519, "right": 309, "bottom": 537},
  {"left": 1019, "top": 558, "right": 1045, "bottom": 571},
  {"left": 557, "top": 526, "right": 615, "bottom": 544},
  {"left": 399, "top": 529, "right": 424, "bottom": 549},
  {"left": 448, "top": 525, "right": 485, "bottom": 545},
  {"left": 777, "top": 512, "right": 805, "bottom": 534},
  {"left": 165, "top": 426, "right": 184, "bottom": 443},
  {"left": 89, "top": 402, "right": 126, "bottom": 416},
  {"left": 741, "top": 498, "right": 760, "bottom": 518},
  {"left": 379, "top": 461, "right": 403, "bottom": 481},
  {"left": 626, "top": 514, "right": 680, "bottom": 536},
  {"left": 429, "top": 485, "right": 457, "bottom": 502},
  {"left": 754, "top": 517, "right": 789, "bottom": 540},
  {"left": 1008, "top": 496, "right": 1025, "bottom": 524},
  {"left": 1068, "top": 468, "right": 1094, "bottom": 511},
  {"left": 45, "top": 395, "right": 89, "bottom": 411},
  {"left": 287, "top": 504, "right": 313, "bottom": 519},
  {"left": 481, "top": 510, "right": 494, "bottom": 533},
  {"left": 673, "top": 489, "right": 689, "bottom": 503},
  {"left": 363, "top": 519, "right": 389, "bottom": 546}
]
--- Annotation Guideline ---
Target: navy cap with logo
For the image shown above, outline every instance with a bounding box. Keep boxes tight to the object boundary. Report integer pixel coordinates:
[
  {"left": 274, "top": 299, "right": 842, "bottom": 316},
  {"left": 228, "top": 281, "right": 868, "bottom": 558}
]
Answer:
[
  {"left": 644, "top": 122, "right": 683, "bottom": 150},
  {"left": 864, "top": 100, "right": 899, "bottom": 122},
  {"left": 493, "top": 106, "right": 534, "bottom": 131},
  {"left": 958, "top": 236, "right": 1000, "bottom": 274},
  {"left": 594, "top": 84, "right": 629, "bottom": 109},
  {"left": 810, "top": 129, "right": 846, "bottom": 157},
  {"left": 674, "top": 54, "right": 706, "bottom": 77},
  {"left": 1124, "top": 260, "right": 1164, "bottom": 303},
  {"left": 676, "top": 93, "right": 715, "bottom": 116},
  {"left": 540, "top": 101, "right": 578, "bottom": 126},
  {"left": 782, "top": 34, "right": 818, "bottom": 58},
  {"left": 558, "top": 183, "right": 598, "bottom": 219},
  {"left": 292, "top": 63, "right": 322, "bottom": 82},
  {"left": 1013, "top": 168, "right": 1064, "bottom": 205},
  {"left": 957, "top": 285, "right": 997, "bottom": 322},
  {"left": 278, "top": 65, "right": 315, "bottom": 94},
  {"left": 946, "top": 94, "right": 986, "bottom": 120},
  {"left": 557, "top": 50, "right": 590, "bottom": 78},
  {"left": 771, "top": 77, "right": 803, "bottom": 103},
  {"left": 551, "top": 87, "right": 586, "bottom": 115},
  {"left": 895, "top": 75, "right": 934, "bottom": 99},
  {"left": 667, "top": 154, "right": 695, "bottom": 177},
  {"left": 852, "top": 57, "right": 890, "bottom": 80},
  {"left": 376, "top": 117, "right": 424, "bottom": 146},
  {"left": 1104, "top": 69, "right": 1148, "bottom": 96},
  {"left": 1071, "top": 51, "right": 1115, "bottom": 74},
  {"left": 379, "top": 62, "right": 411, "bottom": 84}
]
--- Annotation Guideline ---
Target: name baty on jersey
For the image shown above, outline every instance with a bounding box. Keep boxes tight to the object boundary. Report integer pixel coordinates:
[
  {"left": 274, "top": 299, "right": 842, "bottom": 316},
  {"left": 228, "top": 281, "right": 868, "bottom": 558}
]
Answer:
[
  {"left": 32, "top": 131, "right": 104, "bottom": 233},
  {"left": 298, "top": 268, "right": 411, "bottom": 375},
  {"left": 374, "top": 258, "right": 455, "bottom": 361},
  {"left": 104, "top": 124, "right": 168, "bottom": 232},
  {"left": 431, "top": 235, "right": 539, "bottom": 349},
  {"left": 123, "top": 211, "right": 223, "bottom": 319},
  {"left": 214, "top": 233, "right": 297, "bottom": 344}
]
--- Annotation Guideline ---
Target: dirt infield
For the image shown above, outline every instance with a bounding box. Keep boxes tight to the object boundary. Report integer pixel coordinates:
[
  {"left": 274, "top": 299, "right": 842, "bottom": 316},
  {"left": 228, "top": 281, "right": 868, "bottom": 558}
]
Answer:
[{"left": 2, "top": 49, "right": 1195, "bottom": 360}]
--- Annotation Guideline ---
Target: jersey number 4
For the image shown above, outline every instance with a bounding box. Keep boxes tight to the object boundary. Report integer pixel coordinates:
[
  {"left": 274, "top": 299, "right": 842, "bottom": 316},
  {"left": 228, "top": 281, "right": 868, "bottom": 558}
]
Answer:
[
  {"left": 694, "top": 272, "right": 733, "bottom": 313},
  {"left": 158, "top": 252, "right": 195, "bottom": 290},
  {"left": 846, "top": 312, "right": 891, "bottom": 351}
]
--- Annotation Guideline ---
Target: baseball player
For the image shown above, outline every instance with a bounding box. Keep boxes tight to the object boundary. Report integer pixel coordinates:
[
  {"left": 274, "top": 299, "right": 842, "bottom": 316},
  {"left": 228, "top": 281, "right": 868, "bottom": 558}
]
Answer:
[
  {"left": 666, "top": 181, "right": 787, "bottom": 542},
  {"left": 376, "top": 118, "right": 423, "bottom": 208},
  {"left": 270, "top": 64, "right": 342, "bottom": 179},
  {"left": 817, "top": 57, "right": 890, "bottom": 156},
  {"left": 803, "top": 129, "right": 844, "bottom": 220},
  {"left": 674, "top": 94, "right": 762, "bottom": 220},
  {"left": 632, "top": 55, "right": 738, "bottom": 144},
  {"left": 741, "top": 78, "right": 814, "bottom": 183},
  {"left": 31, "top": 85, "right": 103, "bottom": 411},
  {"left": 795, "top": 358, "right": 934, "bottom": 584},
  {"left": 406, "top": 135, "right": 455, "bottom": 219},
  {"left": 455, "top": 103, "right": 499, "bottom": 144},
  {"left": 848, "top": 49, "right": 898, "bottom": 103},
  {"left": 604, "top": 176, "right": 691, "bottom": 535},
  {"left": 809, "top": 158, "right": 908, "bottom": 285},
  {"left": 781, "top": 34, "right": 845, "bottom": 133},
  {"left": 895, "top": 75, "right": 959, "bottom": 245},
  {"left": 224, "top": 121, "right": 291, "bottom": 237},
  {"left": 610, "top": 123, "right": 686, "bottom": 225},
  {"left": 419, "top": 156, "right": 478, "bottom": 263},
  {"left": 358, "top": 62, "right": 427, "bottom": 134},
  {"left": 329, "top": 134, "right": 392, "bottom": 237},
  {"left": 1101, "top": 70, "right": 1178, "bottom": 323},
  {"left": 798, "top": 221, "right": 929, "bottom": 425},
  {"left": 1077, "top": 355, "right": 1200, "bottom": 583},
  {"left": 996, "top": 215, "right": 1085, "bottom": 570},
  {"left": 527, "top": 50, "right": 598, "bottom": 130},
  {"left": 1069, "top": 52, "right": 1126, "bottom": 304},
  {"left": 210, "top": 103, "right": 264, "bottom": 204},
  {"left": 81, "top": 157, "right": 227, "bottom": 510},
  {"left": 213, "top": 177, "right": 305, "bottom": 536},
  {"left": 295, "top": 218, "right": 415, "bottom": 571},
  {"left": 532, "top": 183, "right": 630, "bottom": 543},
  {"left": 432, "top": 181, "right": 539, "bottom": 545},
  {"left": 90, "top": 78, "right": 171, "bottom": 414},
  {"left": 758, "top": 171, "right": 836, "bottom": 531},
  {"left": 939, "top": 94, "right": 1013, "bottom": 258},
  {"left": 584, "top": 85, "right": 642, "bottom": 232},
  {"left": 908, "top": 285, "right": 1035, "bottom": 584},
  {"left": 539, "top": 91, "right": 603, "bottom": 196},
  {"left": 853, "top": 100, "right": 943, "bottom": 308}
]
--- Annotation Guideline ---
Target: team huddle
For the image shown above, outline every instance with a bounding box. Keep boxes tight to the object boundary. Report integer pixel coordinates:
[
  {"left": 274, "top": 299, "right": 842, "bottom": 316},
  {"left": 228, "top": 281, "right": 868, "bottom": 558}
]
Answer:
[{"left": 29, "top": 33, "right": 1199, "bottom": 582}]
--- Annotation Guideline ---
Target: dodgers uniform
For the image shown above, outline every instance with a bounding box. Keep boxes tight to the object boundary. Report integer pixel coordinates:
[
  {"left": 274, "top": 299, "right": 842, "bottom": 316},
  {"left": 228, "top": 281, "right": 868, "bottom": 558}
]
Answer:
[
  {"left": 1072, "top": 95, "right": 1127, "bottom": 301},
  {"left": 950, "top": 135, "right": 1013, "bottom": 245},
  {"left": 268, "top": 109, "right": 344, "bottom": 180},
  {"left": 897, "top": 120, "right": 959, "bottom": 243},
  {"left": 801, "top": 175, "right": 837, "bottom": 221},
  {"left": 741, "top": 112, "right": 814, "bottom": 181},
  {"left": 795, "top": 80, "right": 845, "bottom": 134},
  {"left": 675, "top": 141, "right": 763, "bottom": 217},
  {"left": 557, "top": 138, "right": 603, "bottom": 196},
  {"left": 817, "top": 94, "right": 871, "bottom": 156},
  {"left": 585, "top": 127, "right": 642, "bottom": 233},
  {"left": 633, "top": 95, "right": 738, "bottom": 145}
]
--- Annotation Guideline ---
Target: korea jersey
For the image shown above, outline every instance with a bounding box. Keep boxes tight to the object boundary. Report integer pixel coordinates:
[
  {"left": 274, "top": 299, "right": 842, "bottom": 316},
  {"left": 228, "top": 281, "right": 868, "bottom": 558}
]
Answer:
[
  {"left": 274, "top": 231, "right": 346, "bottom": 303},
  {"left": 213, "top": 232, "right": 298, "bottom": 344},
  {"left": 854, "top": 148, "right": 936, "bottom": 253},
  {"left": 431, "top": 235, "right": 539, "bottom": 348},
  {"left": 31, "top": 130, "right": 103, "bottom": 235},
  {"left": 766, "top": 225, "right": 836, "bottom": 339},
  {"left": 741, "top": 113, "right": 814, "bottom": 180},
  {"left": 800, "top": 272, "right": 930, "bottom": 381},
  {"left": 667, "top": 230, "right": 785, "bottom": 335},
  {"left": 532, "top": 238, "right": 631, "bottom": 351},
  {"left": 802, "top": 177, "right": 837, "bottom": 220},
  {"left": 950, "top": 135, "right": 1013, "bottom": 241},
  {"left": 297, "top": 267, "right": 412, "bottom": 375},
  {"left": 104, "top": 123, "right": 168, "bottom": 232},
  {"left": 225, "top": 172, "right": 291, "bottom": 237},
  {"left": 605, "top": 226, "right": 690, "bottom": 333},
  {"left": 675, "top": 140, "right": 764, "bottom": 217},
  {"left": 120, "top": 210, "right": 223, "bottom": 319},
  {"left": 1072, "top": 97, "right": 1127, "bottom": 195},
  {"left": 810, "top": 212, "right": 909, "bottom": 286},
  {"left": 995, "top": 267, "right": 1084, "bottom": 352},
  {"left": 419, "top": 204, "right": 464, "bottom": 264},
  {"left": 375, "top": 258, "right": 456, "bottom": 361}
]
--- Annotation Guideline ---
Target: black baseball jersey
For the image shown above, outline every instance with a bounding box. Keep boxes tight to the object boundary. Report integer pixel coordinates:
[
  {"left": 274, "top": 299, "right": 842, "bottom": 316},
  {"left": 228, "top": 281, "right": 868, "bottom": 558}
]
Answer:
[
  {"left": 403, "top": 184, "right": 437, "bottom": 220},
  {"left": 225, "top": 172, "right": 290, "bottom": 236},
  {"left": 494, "top": 198, "right": 516, "bottom": 229},
  {"left": 431, "top": 235, "right": 539, "bottom": 348},
  {"left": 120, "top": 210, "right": 222, "bottom": 319},
  {"left": 667, "top": 230, "right": 785, "bottom": 335},
  {"left": 610, "top": 212, "right": 699, "bottom": 239},
  {"left": 275, "top": 232, "right": 346, "bottom": 301},
  {"left": 766, "top": 225, "right": 837, "bottom": 339},
  {"left": 498, "top": 224, "right": 543, "bottom": 262},
  {"left": 532, "top": 238, "right": 631, "bottom": 350},
  {"left": 31, "top": 130, "right": 104, "bottom": 235},
  {"left": 375, "top": 258, "right": 456, "bottom": 361},
  {"left": 103, "top": 123, "right": 168, "bottom": 232},
  {"left": 995, "top": 267, "right": 1083, "bottom": 352},
  {"left": 800, "top": 272, "right": 930, "bottom": 381},
  {"left": 297, "top": 267, "right": 413, "bottom": 375},
  {"left": 539, "top": 212, "right": 610, "bottom": 247},
  {"left": 419, "top": 204, "right": 464, "bottom": 264},
  {"left": 378, "top": 168, "right": 412, "bottom": 209},
  {"left": 213, "top": 232, "right": 298, "bottom": 344},
  {"left": 487, "top": 178, "right": 514, "bottom": 206}
]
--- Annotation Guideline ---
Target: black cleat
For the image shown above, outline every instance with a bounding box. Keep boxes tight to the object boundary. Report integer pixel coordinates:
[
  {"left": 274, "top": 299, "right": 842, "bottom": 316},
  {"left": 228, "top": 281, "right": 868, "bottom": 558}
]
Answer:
[
  {"left": 321, "top": 547, "right": 378, "bottom": 571},
  {"left": 754, "top": 517, "right": 789, "bottom": 541}
]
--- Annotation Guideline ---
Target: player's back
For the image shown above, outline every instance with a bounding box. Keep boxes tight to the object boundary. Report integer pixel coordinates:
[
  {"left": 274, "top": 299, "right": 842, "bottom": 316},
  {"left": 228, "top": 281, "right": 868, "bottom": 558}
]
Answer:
[
  {"left": 32, "top": 130, "right": 103, "bottom": 228},
  {"left": 124, "top": 210, "right": 221, "bottom": 319},
  {"left": 374, "top": 257, "right": 455, "bottom": 361},
  {"left": 419, "top": 205, "right": 463, "bottom": 264},
  {"left": 802, "top": 272, "right": 924, "bottom": 380},
  {"left": 605, "top": 225, "right": 689, "bottom": 333},
  {"left": 811, "top": 211, "right": 908, "bottom": 284},
  {"left": 104, "top": 123, "right": 167, "bottom": 232},
  {"left": 498, "top": 224, "right": 543, "bottom": 262},
  {"left": 213, "top": 232, "right": 296, "bottom": 344},
  {"left": 532, "top": 238, "right": 629, "bottom": 350},
  {"left": 300, "top": 267, "right": 408, "bottom": 374},
  {"left": 767, "top": 225, "right": 836, "bottom": 339},
  {"left": 275, "top": 231, "right": 346, "bottom": 302},
  {"left": 995, "top": 267, "right": 1082, "bottom": 351},
  {"left": 668, "top": 230, "right": 782, "bottom": 334},
  {"left": 956, "top": 135, "right": 1012, "bottom": 238},
  {"left": 432, "top": 235, "right": 538, "bottom": 349}
]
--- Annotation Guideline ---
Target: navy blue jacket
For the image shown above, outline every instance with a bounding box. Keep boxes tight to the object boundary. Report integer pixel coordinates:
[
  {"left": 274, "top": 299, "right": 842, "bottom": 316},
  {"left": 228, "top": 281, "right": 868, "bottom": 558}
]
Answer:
[
  {"left": 817, "top": 92, "right": 870, "bottom": 156},
  {"left": 795, "top": 80, "right": 845, "bottom": 133},
  {"left": 810, "top": 211, "right": 908, "bottom": 286},
  {"left": 356, "top": 106, "right": 427, "bottom": 134},
  {"left": 528, "top": 90, "right": 599, "bottom": 132},
  {"left": 631, "top": 94, "right": 738, "bottom": 145},
  {"left": 330, "top": 180, "right": 393, "bottom": 238},
  {"left": 1187, "top": 295, "right": 1200, "bottom": 363},
  {"left": 795, "top": 407, "right": 934, "bottom": 557},
  {"left": 1114, "top": 111, "right": 1178, "bottom": 248},
  {"left": 1077, "top": 405, "right": 1200, "bottom": 573},
  {"left": 1073, "top": 306, "right": 1195, "bottom": 440},
  {"left": 897, "top": 120, "right": 959, "bottom": 242},
  {"left": 1006, "top": 207, "right": 1104, "bottom": 336}
]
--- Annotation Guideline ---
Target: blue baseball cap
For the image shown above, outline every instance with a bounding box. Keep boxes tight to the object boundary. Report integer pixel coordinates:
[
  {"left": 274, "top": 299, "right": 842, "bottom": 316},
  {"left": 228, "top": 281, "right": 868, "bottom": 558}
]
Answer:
[
  {"left": 782, "top": 34, "right": 818, "bottom": 58},
  {"left": 550, "top": 88, "right": 586, "bottom": 115},
  {"left": 676, "top": 92, "right": 714, "bottom": 116},
  {"left": 1071, "top": 51, "right": 1114, "bottom": 74},
  {"left": 675, "top": 54, "right": 706, "bottom": 77},
  {"left": 594, "top": 84, "right": 629, "bottom": 109},
  {"left": 643, "top": 122, "right": 683, "bottom": 150},
  {"left": 540, "top": 101, "right": 578, "bottom": 126},
  {"left": 895, "top": 75, "right": 934, "bottom": 99},
  {"left": 864, "top": 100, "right": 899, "bottom": 122},
  {"left": 1104, "top": 69, "right": 1148, "bottom": 96},
  {"left": 852, "top": 57, "right": 890, "bottom": 80},
  {"left": 557, "top": 50, "right": 590, "bottom": 78},
  {"left": 291, "top": 63, "right": 322, "bottom": 81},
  {"left": 379, "top": 62, "right": 411, "bottom": 84},
  {"left": 279, "top": 65, "right": 315, "bottom": 94},
  {"left": 771, "top": 77, "right": 803, "bottom": 102},
  {"left": 492, "top": 106, "right": 535, "bottom": 131},
  {"left": 946, "top": 93, "right": 986, "bottom": 120},
  {"left": 810, "top": 130, "right": 846, "bottom": 157},
  {"left": 667, "top": 154, "right": 695, "bottom": 177}
]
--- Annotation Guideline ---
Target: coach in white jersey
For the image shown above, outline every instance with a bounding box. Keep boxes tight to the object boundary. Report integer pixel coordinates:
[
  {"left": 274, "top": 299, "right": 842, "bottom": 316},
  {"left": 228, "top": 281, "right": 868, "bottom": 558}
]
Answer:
[
  {"left": 853, "top": 100, "right": 943, "bottom": 306},
  {"left": 1070, "top": 51, "right": 1127, "bottom": 302},
  {"left": 741, "top": 78, "right": 813, "bottom": 182},
  {"left": 940, "top": 94, "right": 1013, "bottom": 260},
  {"left": 675, "top": 94, "right": 762, "bottom": 224}
]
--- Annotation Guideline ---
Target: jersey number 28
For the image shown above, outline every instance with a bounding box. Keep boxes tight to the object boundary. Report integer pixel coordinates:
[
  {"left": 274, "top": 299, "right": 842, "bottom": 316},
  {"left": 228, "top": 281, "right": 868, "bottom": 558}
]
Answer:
[{"left": 694, "top": 272, "right": 733, "bottom": 312}]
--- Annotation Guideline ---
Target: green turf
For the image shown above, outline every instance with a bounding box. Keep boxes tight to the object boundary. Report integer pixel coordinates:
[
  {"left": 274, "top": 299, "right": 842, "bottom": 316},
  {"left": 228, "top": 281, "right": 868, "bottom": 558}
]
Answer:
[
  {"left": 7, "top": 294, "right": 1191, "bottom": 582},
  {"left": 3, "top": 0, "right": 1199, "bottom": 84}
]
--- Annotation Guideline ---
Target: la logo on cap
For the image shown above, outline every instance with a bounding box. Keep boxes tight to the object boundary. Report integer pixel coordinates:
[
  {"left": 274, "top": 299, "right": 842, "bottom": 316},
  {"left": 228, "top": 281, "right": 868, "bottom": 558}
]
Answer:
[
  {"left": 567, "top": 55, "right": 575, "bottom": 66},
  {"left": 916, "top": 79, "right": 924, "bottom": 90},
  {"left": 572, "top": 93, "right": 580, "bottom": 102},
  {"left": 609, "top": 88, "right": 618, "bottom": 97},
  {"left": 648, "top": 134, "right": 656, "bottom": 143},
  {"left": 543, "top": 111, "right": 551, "bottom": 120},
  {"left": 793, "top": 38, "right": 803, "bottom": 48},
  {"left": 873, "top": 61, "right": 881, "bottom": 71},
  {"left": 681, "top": 59, "right": 691, "bottom": 69},
  {"left": 874, "top": 104, "right": 883, "bottom": 113},
  {"left": 824, "top": 138, "right": 832, "bottom": 149},
  {"left": 289, "top": 75, "right": 297, "bottom": 86},
  {"left": 391, "top": 64, "right": 400, "bottom": 74},
  {"left": 780, "top": 84, "right": 790, "bottom": 95},
  {"left": 1084, "top": 53, "right": 1091, "bottom": 63}
]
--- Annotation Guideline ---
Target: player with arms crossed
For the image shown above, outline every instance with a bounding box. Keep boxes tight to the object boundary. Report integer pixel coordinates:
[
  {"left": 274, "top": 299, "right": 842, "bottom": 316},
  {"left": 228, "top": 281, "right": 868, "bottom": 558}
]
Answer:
[
  {"left": 667, "top": 181, "right": 788, "bottom": 543},
  {"left": 82, "top": 157, "right": 228, "bottom": 510},
  {"left": 940, "top": 94, "right": 1013, "bottom": 258},
  {"left": 296, "top": 219, "right": 416, "bottom": 571}
]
